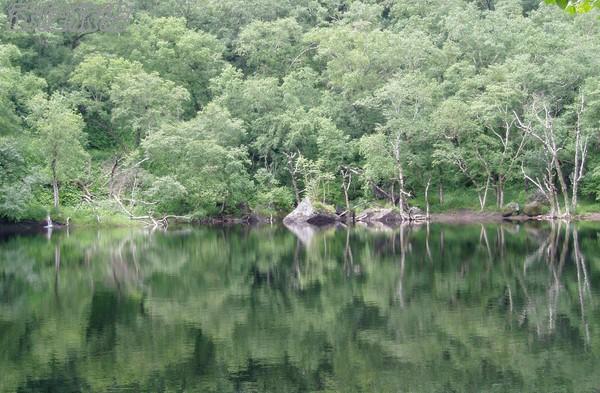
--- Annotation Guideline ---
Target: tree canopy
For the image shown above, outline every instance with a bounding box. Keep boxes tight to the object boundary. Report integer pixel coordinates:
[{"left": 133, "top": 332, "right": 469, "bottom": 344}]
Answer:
[
  {"left": 0, "top": 0, "right": 600, "bottom": 222},
  {"left": 545, "top": 0, "right": 600, "bottom": 13}
]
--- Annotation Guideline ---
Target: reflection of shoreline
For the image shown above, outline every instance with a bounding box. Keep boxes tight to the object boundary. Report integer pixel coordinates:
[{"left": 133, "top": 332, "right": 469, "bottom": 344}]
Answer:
[
  {"left": 283, "top": 221, "right": 343, "bottom": 246},
  {"left": 282, "top": 220, "right": 597, "bottom": 348},
  {"left": 2, "top": 222, "right": 599, "bottom": 391}
]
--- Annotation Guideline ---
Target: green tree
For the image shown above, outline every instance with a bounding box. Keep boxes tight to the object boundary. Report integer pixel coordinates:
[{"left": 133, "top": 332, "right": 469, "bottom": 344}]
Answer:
[
  {"left": 544, "top": 0, "right": 600, "bottom": 13},
  {"left": 70, "top": 54, "right": 144, "bottom": 149},
  {"left": 0, "top": 137, "right": 35, "bottom": 219},
  {"left": 110, "top": 69, "right": 190, "bottom": 147},
  {"left": 79, "top": 14, "right": 224, "bottom": 111},
  {"left": 142, "top": 105, "right": 253, "bottom": 215},
  {"left": 253, "top": 168, "right": 293, "bottom": 219},
  {"left": 0, "top": 44, "right": 46, "bottom": 134},
  {"left": 28, "top": 93, "right": 89, "bottom": 208},
  {"left": 361, "top": 72, "right": 440, "bottom": 213},
  {"left": 237, "top": 17, "right": 304, "bottom": 77}
]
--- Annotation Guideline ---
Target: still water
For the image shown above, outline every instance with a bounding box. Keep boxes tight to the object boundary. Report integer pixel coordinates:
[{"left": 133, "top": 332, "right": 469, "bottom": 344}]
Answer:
[{"left": 0, "top": 222, "right": 599, "bottom": 392}]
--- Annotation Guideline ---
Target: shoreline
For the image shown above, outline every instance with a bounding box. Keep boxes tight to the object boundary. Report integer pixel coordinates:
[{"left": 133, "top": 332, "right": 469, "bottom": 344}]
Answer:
[
  {"left": 3, "top": 210, "right": 600, "bottom": 234},
  {"left": 429, "top": 211, "right": 539, "bottom": 224},
  {"left": 431, "top": 211, "right": 600, "bottom": 224}
]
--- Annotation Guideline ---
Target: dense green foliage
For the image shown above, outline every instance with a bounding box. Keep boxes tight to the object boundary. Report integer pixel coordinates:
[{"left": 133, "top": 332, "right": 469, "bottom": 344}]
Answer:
[
  {"left": 545, "top": 0, "right": 600, "bottom": 13},
  {"left": 1, "top": 222, "right": 599, "bottom": 391},
  {"left": 1, "top": 0, "right": 600, "bottom": 221}
]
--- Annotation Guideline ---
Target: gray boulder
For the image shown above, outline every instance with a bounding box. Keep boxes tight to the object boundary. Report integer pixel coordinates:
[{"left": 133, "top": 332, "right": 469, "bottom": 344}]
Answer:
[
  {"left": 502, "top": 202, "right": 520, "bottom": 217},
  {"left": 283, "top": 198, "right": 340, "bottom": 226},
  {"left": 523, "top": 201, "right": 543, "bottom": 217},
  {"left": 408, "top": 206, "right": 425, "bottom": 220}
]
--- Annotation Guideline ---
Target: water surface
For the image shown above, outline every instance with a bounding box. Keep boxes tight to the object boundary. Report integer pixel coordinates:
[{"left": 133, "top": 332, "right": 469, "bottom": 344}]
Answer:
[{"left": 1, "top": 222, "right": 599, "bottom": 392}]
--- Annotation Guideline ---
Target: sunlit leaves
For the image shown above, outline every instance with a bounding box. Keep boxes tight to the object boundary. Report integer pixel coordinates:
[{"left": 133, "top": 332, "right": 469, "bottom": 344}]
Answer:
[{"left": 544, "top": 0, "right": 600, "bottom": 13}]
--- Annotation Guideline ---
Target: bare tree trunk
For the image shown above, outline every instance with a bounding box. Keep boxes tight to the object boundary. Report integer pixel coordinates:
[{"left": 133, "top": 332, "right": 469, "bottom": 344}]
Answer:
[
  {"left": 547, "top": 167, "right": 560, "bottom": 217},
  {"left": 425, "top": 176, "right": 431, "bottom": 219},
  {"left": 514, "top": 98, "right": 573, "bottom": 218},
  {"left": 572, "top": 92, "right": 589, "bottom": 213},
  {"left": 45, "top": 214, "right": 53, "bottom": 228},
  {"left": 554, "top": 159, "right": 570, "bottom": 217},
  {"left": 573, "top": 130, "right": 581, "bottom": 213},
  {"left": 478, "top": 177, "right": 490, "bottom": 211},
  {"left": 572, "top": 177, "right": 579, "bottom": 214},
  {"left": 439, "top": 182, "right": 444, "bottom": 206},
  {"left": 391, "top": 136, "right": 407, "bottom": 216},
  {"left": 343, "top": 183, "right": 350, "bottom": 212},
  {"left": 550, "top": 184, "right": 561, "bottom": 218},
  {"left": 397, "top": 170, "right": 406, "bottom": 216},
  {"left": 52, "top": 179, "right": 59, "bottom": 209},
  {"left": 50, "top": 158, "right": 59, "bottom": 208},
  {"left": 285, "top": 152, "right": 301, "bottom": 204},
  {"left": 341, "top": 168, "right": 351, "bottom": 212},
  {"left": 496, "top": 176, "right": 505, "bottom": 208}
]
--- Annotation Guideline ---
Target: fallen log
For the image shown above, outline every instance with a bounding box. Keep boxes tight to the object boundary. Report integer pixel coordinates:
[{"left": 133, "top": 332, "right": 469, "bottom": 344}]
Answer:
[{"left": 113, "top": 195, "right": 190, "bottom": 228}]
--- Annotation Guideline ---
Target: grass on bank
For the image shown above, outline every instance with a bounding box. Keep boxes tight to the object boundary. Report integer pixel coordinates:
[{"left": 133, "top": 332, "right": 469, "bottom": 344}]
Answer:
[
  {"left": 7, "top": 203, "right": 141, "bottom": 228},
  {"left": 8, "top": 184, "right": 600, "bottom": 227},
  {"left": 410, "top": 187, "right": 600, "bottom": 215}
]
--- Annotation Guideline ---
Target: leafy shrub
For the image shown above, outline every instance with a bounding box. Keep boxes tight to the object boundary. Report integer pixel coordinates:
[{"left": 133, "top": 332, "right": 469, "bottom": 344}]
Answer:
[{"left": 144, "top": 176, "right": 188, "bottom": 215}]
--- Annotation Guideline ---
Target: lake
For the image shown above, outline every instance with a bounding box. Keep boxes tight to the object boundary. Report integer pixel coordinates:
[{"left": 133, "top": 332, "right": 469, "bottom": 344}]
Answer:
[{"left": 0, "top": 222, "right": 599, "bottom": 392}]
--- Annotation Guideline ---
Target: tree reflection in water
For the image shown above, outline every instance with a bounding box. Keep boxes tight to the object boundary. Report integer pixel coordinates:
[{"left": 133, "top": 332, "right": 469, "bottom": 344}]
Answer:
[{"left": 0, "top": 222, "right": 599, "bottom": 392}]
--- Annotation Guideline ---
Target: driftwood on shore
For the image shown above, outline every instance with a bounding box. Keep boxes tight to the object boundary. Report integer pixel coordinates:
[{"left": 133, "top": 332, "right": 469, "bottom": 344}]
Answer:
[
  {"left": 113, "top": 195, "right": 191, "bottom": 229},
  {"left": 355, "top": 207, "right": 427, "bottom": 224}
]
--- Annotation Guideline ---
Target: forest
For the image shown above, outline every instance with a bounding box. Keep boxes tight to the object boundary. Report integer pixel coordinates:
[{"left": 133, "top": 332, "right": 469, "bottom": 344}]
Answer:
[{"left": 1, "top": 0, "right": 600, "bottom": 224}]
